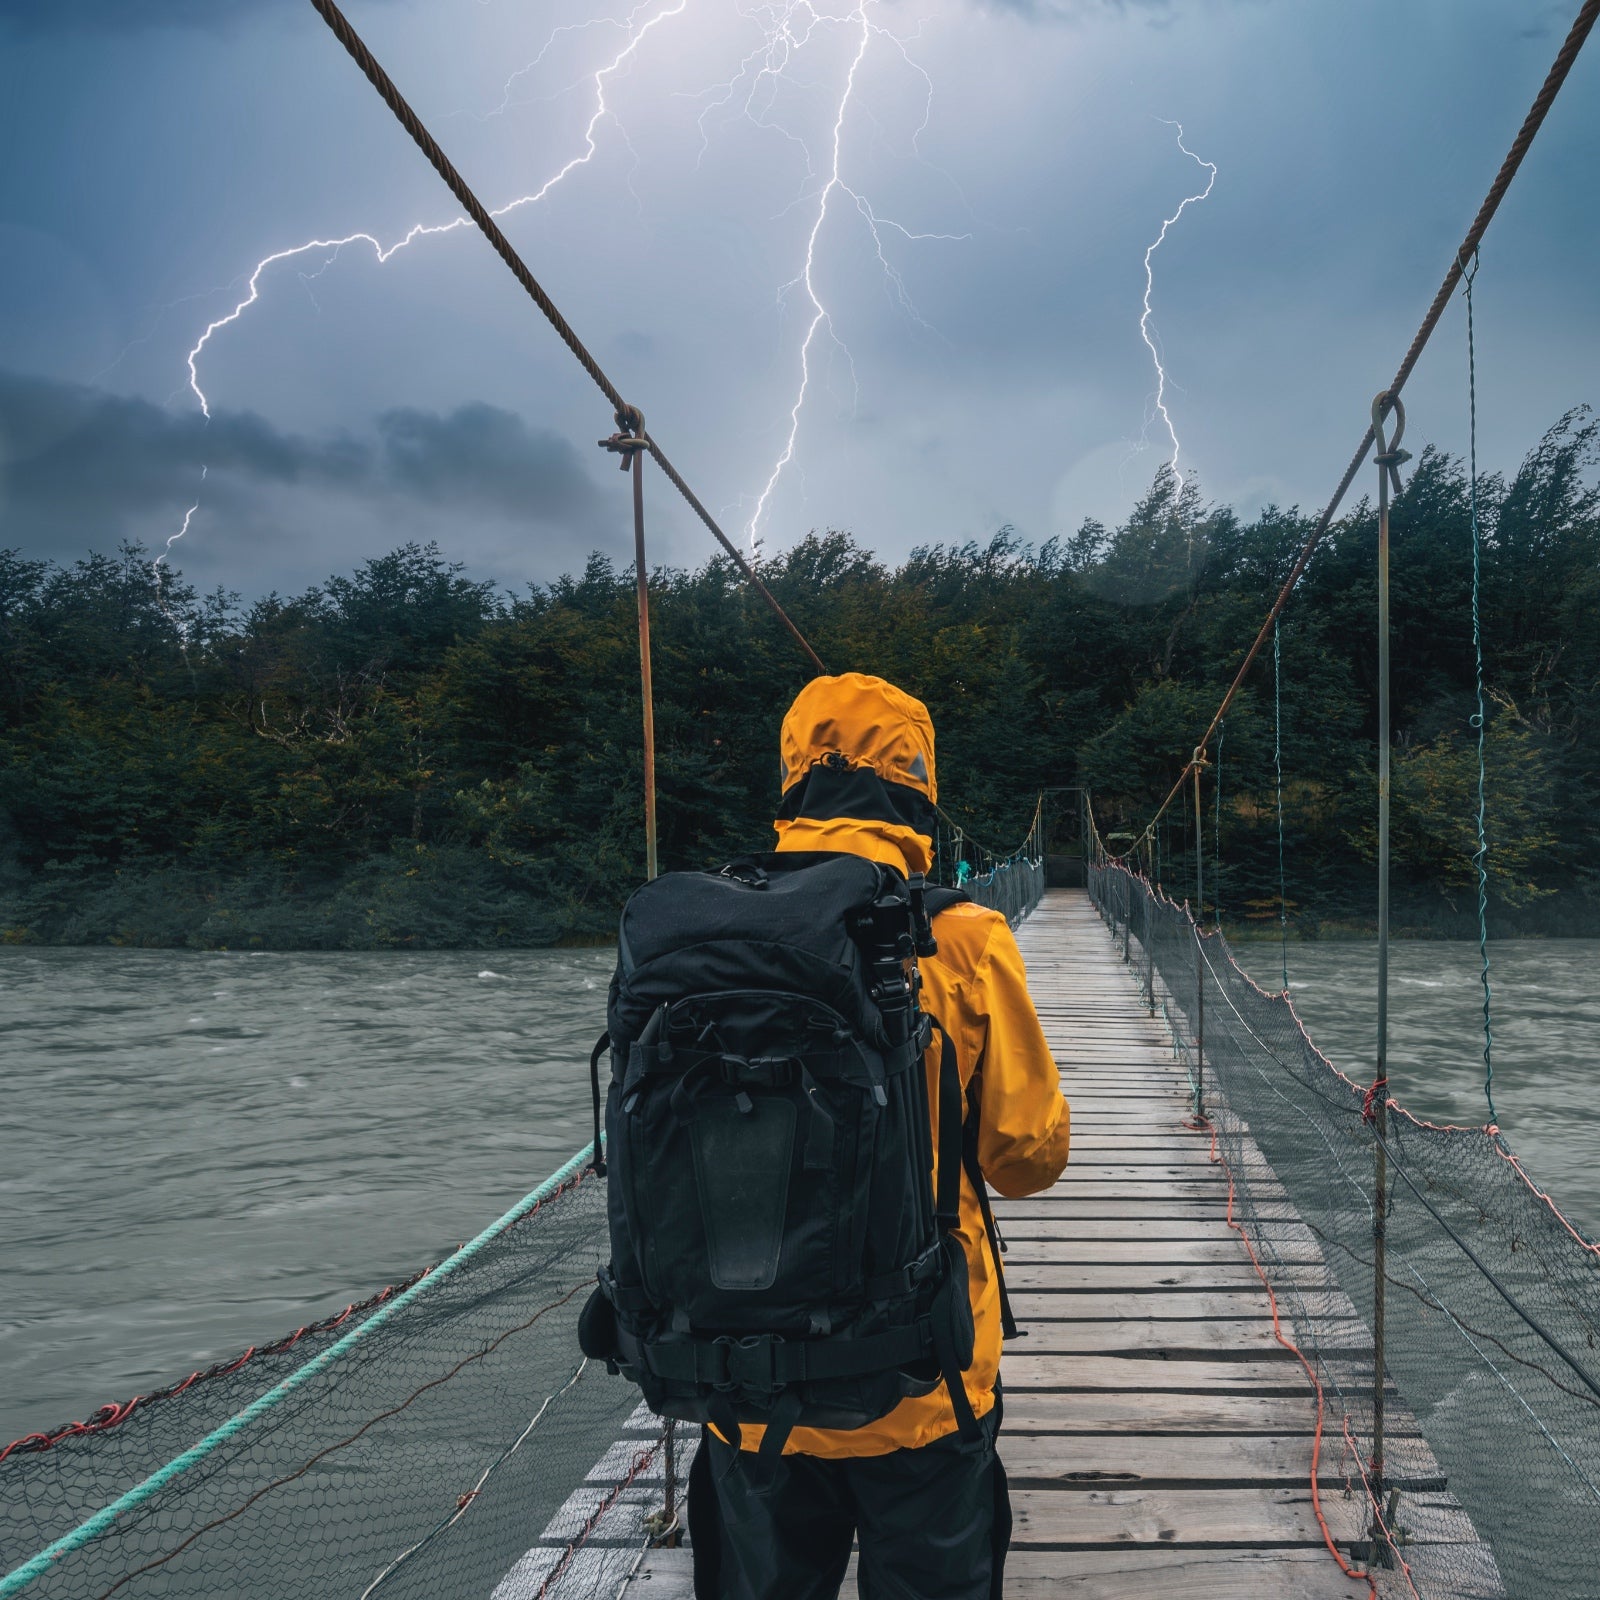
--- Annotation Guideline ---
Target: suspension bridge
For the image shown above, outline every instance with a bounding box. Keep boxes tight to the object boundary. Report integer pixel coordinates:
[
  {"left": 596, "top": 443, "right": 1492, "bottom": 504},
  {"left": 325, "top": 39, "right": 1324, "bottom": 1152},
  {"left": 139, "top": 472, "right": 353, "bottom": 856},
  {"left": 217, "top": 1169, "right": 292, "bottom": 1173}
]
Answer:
[{"left": 3, "top": 0, "right": 1599, "bottom": 1597}]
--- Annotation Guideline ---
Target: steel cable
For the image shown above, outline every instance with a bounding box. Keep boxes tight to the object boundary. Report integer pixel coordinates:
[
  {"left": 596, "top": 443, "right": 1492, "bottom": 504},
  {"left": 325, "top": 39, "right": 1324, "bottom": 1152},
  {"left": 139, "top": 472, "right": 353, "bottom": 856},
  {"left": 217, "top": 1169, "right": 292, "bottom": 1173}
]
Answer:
[{"left": 304, "top": 0, "right": 826, "bottom": 675}]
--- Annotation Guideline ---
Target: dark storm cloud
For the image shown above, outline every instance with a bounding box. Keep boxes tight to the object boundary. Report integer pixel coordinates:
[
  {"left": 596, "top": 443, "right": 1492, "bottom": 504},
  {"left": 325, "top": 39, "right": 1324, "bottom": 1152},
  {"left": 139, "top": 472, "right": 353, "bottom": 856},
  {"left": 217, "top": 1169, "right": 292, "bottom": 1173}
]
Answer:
[
  {"left": 0, "top": 370, "right": 606, "bottom": 543},
  {"left": 378, "top": 404, "right": 605, "bottom": 526},
  {"left": 0, "top": 0, "right": 395, "bottom": 31}
]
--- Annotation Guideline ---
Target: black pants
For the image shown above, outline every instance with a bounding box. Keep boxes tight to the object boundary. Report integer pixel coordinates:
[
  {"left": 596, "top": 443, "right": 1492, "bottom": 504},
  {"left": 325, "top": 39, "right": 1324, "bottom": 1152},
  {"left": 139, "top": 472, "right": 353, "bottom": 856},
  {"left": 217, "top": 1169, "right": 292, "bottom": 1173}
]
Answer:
[{"left": 687, "top": 1404, "right": 1011, "bottom": 1600}]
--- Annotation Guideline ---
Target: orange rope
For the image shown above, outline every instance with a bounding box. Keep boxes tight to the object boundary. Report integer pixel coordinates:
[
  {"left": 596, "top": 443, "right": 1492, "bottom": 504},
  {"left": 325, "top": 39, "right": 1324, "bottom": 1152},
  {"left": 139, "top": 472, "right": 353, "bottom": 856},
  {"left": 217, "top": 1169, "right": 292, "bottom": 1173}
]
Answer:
[
  {"left": 1340, "top": 1416, "right": 1424, "bottom": 1599},
  {"left": 1184, "top": 1110, "right": 1377, "bottom": 1596}
]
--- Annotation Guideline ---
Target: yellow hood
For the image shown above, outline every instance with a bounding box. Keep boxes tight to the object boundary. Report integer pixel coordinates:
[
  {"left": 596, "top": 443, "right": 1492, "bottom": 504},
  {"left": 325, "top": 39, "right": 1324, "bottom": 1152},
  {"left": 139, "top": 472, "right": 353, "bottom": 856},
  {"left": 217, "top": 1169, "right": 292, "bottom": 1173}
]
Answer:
[{"left": 773, "top": 673, "right": 937, "bottom": 876}]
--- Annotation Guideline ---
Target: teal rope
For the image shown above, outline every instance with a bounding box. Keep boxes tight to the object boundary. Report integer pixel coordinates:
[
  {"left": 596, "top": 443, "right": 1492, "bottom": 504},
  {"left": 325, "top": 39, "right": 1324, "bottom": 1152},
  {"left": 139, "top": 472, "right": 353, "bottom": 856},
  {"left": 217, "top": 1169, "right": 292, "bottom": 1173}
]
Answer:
[
  {"left": 1275, "top": 619, "right": 1289, "bottom": 992},
  {"left": 1213, "top": 719, "right": 1224, "bottom": 929},
  {"left": 0, "top": 1140, "right": 602, "bottom": 1599},
  {"left": 1462, "top": 250, "right": 1497, "bottom": 1124}
]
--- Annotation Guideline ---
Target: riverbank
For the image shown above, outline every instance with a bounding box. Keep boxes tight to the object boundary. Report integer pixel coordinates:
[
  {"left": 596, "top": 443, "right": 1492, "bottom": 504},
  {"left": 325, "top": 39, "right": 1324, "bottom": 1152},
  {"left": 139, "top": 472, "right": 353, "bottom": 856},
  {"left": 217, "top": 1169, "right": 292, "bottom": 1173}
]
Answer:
[
  {"left": 1220, "top": 891, "right": 1600, "bottom": 942},
  {"left": 9, "top": 855, "right": 1600, "bottom": 948},
  {"left": 0, "top": 848, "right": 626, "bottom": 949}
]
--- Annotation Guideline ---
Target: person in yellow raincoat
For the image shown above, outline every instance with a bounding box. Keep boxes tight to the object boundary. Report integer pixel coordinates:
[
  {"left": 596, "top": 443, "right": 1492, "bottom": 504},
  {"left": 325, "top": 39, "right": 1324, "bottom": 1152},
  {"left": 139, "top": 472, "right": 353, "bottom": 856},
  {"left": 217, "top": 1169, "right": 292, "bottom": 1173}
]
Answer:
[{"left": 688, "top": 672, "right": 1071, "bottom": 1600}]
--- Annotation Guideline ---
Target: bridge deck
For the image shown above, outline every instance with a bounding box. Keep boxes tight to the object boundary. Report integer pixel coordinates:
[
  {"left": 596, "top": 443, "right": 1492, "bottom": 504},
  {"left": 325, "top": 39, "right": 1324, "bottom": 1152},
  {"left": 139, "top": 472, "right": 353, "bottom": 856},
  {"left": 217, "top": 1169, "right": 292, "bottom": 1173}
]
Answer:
[{"left": 613, "top": 889, "right": 1461, "bottom": 1597}]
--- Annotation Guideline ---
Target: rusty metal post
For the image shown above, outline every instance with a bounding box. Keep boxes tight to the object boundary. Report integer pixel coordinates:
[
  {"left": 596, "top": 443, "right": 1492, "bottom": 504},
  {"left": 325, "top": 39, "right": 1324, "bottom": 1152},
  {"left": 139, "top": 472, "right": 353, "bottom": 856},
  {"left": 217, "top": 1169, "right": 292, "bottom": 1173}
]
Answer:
[
  {"left": 632, "top": 446, "right": 658, "bottom": 882},
  {"left": 602, "top": 408, "right": 657, "bottom": 881},
  {"left": 1192, "top": 753, "right": 1206, "bottom": 1119},
  {"left": 1144, "top": 865, "right": 1156, "bottom": 1016},
  {"left": 1368, "top": 393, "right": 1408, "bottom": 1558}
]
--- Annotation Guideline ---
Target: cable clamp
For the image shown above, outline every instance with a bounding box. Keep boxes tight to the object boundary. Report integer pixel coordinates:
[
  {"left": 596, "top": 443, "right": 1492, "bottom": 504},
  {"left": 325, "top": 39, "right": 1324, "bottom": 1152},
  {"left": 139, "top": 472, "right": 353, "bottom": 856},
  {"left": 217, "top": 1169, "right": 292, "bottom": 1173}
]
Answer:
[{"left": 599, "top": 403, "right": 647, "bottom": 470}]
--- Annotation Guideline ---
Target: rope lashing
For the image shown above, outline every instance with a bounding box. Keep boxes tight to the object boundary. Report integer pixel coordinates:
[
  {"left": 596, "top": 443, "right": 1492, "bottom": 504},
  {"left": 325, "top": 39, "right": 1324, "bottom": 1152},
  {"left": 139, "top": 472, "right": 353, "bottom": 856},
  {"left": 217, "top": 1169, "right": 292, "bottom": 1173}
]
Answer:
[
  {"left": 1109, "top": 0, "right": 1600, "bottom": 861},
  {"left": 1371, "top": 392, "right": 1411, "bottom": 496},
  {"left": 302, "top": 0, "right": 826, "bottom": 676},
  {"left": 1362, "top": 1076, "right": 1390, "bottom": 1124},
  {"left": 1460, "top": 249, "right": 1498, "bottom": 1125},
  {"left": 599, "top": 404, "right": 649, "bottom": 467}
]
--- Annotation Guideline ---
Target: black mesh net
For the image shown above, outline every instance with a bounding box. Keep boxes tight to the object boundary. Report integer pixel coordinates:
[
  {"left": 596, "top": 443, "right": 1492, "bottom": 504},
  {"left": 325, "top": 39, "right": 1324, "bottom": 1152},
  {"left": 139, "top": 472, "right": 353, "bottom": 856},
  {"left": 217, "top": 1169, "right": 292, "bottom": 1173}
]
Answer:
[
  {"left": 1, "top": 1156, "right": 679, "bottom": 1600},
  {"left": 1090, "top": 856, "right": 1600, "bottom": 1600}
]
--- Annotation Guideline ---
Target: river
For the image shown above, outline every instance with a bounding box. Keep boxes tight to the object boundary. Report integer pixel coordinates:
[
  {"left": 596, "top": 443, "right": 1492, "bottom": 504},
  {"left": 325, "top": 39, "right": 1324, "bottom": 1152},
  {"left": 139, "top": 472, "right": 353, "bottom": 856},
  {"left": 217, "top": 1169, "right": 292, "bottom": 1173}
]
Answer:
[
  {"left": 1254, "top": 936, "right": 1600, "bottom": 1245},
  {"left": 3, "top": 933, "right": 1597, "bottom": 1448},
  {"left": 0, "top": 947, "right": 614, "bottom": 1448}
]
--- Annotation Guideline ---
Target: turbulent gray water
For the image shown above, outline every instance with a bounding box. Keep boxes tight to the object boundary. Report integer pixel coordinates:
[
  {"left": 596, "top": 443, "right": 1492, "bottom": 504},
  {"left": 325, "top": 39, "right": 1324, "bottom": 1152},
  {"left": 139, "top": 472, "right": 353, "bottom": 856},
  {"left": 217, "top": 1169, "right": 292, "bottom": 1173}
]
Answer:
[
  {"left": 4, "top": 935, "right": 1598, "bottom": 1452},
  {"left": 0, "top": 947, "right": 614, "bottom": 1448},
  {"left": 1244, "top": 937, "right": 1600, "bottom": 1243}
]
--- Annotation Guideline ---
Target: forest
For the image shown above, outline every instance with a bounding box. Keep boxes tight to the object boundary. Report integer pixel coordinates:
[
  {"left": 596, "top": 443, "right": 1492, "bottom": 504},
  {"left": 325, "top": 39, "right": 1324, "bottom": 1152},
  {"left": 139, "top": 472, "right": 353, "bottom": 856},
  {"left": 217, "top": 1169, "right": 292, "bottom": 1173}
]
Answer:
[{"left": 1, "top": 408, "right": 1595, "bottom": 947}]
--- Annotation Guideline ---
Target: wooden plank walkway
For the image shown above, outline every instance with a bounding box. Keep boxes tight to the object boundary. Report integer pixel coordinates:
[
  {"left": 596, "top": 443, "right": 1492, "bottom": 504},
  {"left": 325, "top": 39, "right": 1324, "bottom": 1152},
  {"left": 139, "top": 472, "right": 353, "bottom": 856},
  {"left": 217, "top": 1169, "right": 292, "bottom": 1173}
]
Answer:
[{"left": 604, "top": 888, "right": 1493, "bottom": 1598}]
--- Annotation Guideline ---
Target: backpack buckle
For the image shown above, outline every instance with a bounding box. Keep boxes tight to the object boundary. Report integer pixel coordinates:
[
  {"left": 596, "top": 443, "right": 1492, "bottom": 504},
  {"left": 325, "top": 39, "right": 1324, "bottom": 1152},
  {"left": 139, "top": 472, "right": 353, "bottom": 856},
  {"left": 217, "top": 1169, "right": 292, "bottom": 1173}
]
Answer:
[
  {"left": 716, "top": 1334, "right": 778, "bottom": 1394},
  {"left": 719, "top": 1055, "right": 798, "bottom": 1089}
]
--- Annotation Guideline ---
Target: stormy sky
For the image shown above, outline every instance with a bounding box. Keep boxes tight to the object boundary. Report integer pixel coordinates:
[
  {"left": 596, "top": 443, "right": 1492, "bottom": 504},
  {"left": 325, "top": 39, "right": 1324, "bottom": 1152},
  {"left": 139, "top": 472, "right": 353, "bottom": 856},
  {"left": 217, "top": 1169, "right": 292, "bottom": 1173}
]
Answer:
[{"left": 1, "top": 0, "right": 1595, "bottom": 599}]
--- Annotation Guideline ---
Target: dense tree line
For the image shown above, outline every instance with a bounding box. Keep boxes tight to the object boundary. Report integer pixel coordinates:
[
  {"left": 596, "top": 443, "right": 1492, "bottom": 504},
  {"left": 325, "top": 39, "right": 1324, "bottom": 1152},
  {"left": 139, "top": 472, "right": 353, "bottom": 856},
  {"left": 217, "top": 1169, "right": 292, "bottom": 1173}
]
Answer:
[{"left": 1, "top": 408, "right": 1595, "bottom": 946}]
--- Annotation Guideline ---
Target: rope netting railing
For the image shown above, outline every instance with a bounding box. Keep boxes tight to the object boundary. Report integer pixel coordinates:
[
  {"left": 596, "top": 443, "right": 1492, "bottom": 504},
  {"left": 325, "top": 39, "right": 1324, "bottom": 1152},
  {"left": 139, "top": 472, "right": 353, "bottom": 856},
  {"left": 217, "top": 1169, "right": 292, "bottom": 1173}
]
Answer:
[
  {"left": 961, "top": 853, "right": 1045, "bottom": 928},
  {"left": 1, "top": 1145, "right": 678, "bottom": 1600},
  {"left": 936, "top": 797, "right": 1046, "bottom": 927},
  {"left": 1087, "top": 849, "right": 1600, "bottom": 1600}
]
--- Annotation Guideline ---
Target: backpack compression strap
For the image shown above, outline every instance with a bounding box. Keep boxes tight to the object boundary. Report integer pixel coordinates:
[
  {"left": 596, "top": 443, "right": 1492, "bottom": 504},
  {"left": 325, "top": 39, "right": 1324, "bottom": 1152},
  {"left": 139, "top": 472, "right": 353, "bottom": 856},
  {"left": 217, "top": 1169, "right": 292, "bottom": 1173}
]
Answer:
[
  {"left": 930, "top": 1021, "right": 982, "bottom": 1441},
  {"left": 921, "top": 882, "right": 1021, "bottom": 1342},
  {"left": 963, "top": 1087, "right": 1021, "bottom": 1342},
  {"left": 588, "top": 1031, "right": 609, "bottom": 1176}
]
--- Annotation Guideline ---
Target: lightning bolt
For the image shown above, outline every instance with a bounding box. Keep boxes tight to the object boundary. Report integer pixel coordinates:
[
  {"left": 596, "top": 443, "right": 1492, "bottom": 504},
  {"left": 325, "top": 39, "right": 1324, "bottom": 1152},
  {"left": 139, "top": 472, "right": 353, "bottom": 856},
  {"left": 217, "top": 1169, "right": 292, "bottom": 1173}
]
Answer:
[
  {"left": 744, "top": 0, "right": 968, "bottom": 550},
  {"left": 1138, "top": 119, "right": 1216, "bottom": 499},
  {"left": 163, "top": 0, "right": 962, "bottom": 577},
  {"left": 165, "top": 0, "right": 688, "bottom": 584},
  {"left": 185, "top": 0, "right": 686, "bottom": 419},
  {"left": 152, "top": 467, "right": 205, "bottom": 651}
]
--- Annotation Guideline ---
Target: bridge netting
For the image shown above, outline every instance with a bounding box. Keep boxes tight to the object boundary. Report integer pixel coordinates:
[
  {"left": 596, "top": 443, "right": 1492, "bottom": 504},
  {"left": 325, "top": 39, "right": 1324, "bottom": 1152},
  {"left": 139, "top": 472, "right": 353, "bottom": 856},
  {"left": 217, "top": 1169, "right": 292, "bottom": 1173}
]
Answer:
[
  {"left": 0, "top": 1153, "right": 648, "bottom": 1600},
  {"left": 1, "top": 859, "right": 1046, "bottom": 1600},
  {"left": 1089, "top": 852, "right": 1600, "bottom": 1600}
]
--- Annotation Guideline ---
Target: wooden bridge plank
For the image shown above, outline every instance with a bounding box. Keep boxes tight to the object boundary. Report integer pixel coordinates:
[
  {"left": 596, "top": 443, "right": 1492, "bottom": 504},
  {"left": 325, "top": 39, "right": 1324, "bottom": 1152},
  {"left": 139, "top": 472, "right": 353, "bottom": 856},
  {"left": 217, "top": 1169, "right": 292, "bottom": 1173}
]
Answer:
[
  {"left": 1009, "top": 1291, "right": 1274, "bottom": 1321},
  {"left": 1008, "top": 1484, "right": 1364, "bottom": 1546},
  {"left": 1000, "top": 1432, "right": 1364, "bottom": 1486},
  {"left": 622, "top": 1546, "right": 1372, "bottom": 1600},
  {"left": 1002, "top": 1239, "right": 1318, "bottom": 1266},
  {"left": 1002, "top": 1355, "right": 1312, "bottom": 1392}
]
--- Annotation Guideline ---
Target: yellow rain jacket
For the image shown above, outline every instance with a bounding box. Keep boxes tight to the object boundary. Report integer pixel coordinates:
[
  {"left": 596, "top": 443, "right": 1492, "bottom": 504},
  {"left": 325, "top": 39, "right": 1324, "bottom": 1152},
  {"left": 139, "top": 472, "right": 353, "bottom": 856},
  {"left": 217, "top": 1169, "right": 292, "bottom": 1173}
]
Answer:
[{"left": 745, "top": 672, "right": 1071, "bottom": 1457}]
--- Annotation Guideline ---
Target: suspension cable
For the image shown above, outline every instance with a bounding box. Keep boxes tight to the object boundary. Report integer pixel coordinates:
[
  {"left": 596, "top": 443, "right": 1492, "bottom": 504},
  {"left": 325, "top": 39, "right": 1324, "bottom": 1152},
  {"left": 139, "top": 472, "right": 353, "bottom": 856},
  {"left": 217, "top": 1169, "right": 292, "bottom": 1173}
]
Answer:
[
  {"left": 1461, "top": 251, "right": 1498, "bottom": 1125},
  {"left": 934, "top": 797, "right": 1043, "bottom": 865},
  {"left": 1117, "top": 0, "right": 1600, "bottom": 854},
  {"left": 303, "top": 0, "right": 827, "bottom": 676}
]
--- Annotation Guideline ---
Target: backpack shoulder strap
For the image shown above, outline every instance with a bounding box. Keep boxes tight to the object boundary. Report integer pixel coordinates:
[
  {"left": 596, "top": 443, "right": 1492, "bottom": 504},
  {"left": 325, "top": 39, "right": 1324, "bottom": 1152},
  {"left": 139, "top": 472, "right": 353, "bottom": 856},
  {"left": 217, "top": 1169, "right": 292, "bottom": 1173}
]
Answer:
[{"left": 924, "top": 885, "right": 970, "bottom": 918}]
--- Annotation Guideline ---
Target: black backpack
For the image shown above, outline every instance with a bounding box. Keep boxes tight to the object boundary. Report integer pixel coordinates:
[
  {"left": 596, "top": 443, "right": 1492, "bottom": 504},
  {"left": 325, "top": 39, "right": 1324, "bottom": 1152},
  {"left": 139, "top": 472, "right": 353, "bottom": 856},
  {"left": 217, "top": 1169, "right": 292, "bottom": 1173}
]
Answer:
[{"left": 577, "top": 851, "right": 1014, "bottom": 1460}]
